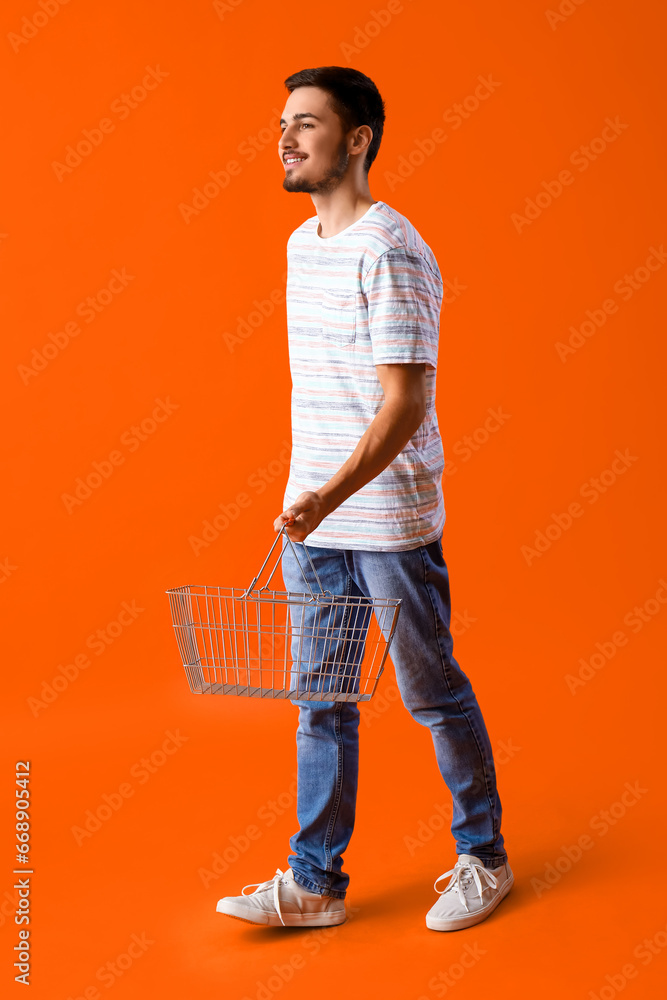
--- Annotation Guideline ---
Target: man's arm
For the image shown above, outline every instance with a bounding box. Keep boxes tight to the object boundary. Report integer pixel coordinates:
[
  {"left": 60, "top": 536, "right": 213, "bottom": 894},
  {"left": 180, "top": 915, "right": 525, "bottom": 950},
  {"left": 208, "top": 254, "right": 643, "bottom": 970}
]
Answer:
[{"left": 274, "top": 363, "right": 427, "bottom": 542}]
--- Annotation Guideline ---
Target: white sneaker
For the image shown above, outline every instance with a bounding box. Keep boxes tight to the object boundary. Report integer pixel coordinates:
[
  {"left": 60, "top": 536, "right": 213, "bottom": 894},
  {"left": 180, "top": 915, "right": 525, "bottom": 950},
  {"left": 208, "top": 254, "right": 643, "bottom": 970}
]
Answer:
[
  {"left": 426, "top": 854, "right": 514, "bottom": 931},
  {"left": 216, "top": 867, "right": 347, "bottom": 927}
]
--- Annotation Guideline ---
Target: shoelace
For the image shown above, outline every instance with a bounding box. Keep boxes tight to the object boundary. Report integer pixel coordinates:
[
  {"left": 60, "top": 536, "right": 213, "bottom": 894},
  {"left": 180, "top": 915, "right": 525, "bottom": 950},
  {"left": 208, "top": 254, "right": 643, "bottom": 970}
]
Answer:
[
  {"left": 433, "top": 860, "right": 499, "bottom": 913},
  {"left": 241, "top": 867, "right": 290, "bottom": 926}
]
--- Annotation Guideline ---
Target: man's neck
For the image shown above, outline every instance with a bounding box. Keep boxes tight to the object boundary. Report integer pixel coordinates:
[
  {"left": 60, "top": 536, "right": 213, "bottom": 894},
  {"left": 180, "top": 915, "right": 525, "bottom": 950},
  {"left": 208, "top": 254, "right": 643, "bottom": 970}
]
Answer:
[{"left": 312, "top": 191, "right": 377, "bottom": 239}]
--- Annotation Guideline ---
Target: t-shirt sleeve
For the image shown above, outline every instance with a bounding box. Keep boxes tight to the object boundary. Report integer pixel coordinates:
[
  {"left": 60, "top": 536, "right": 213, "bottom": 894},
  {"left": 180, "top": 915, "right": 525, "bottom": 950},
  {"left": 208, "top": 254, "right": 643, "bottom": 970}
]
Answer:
[{"left": 362, "top": 247, "right": 442, "bottom": 368}]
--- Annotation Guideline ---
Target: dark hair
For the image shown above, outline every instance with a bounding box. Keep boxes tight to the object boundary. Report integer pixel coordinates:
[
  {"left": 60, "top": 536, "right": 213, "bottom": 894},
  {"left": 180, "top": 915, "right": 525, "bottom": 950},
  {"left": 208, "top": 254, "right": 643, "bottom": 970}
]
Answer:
[{"left": 283, "top": 66, "right": 385, "bottom": 173}]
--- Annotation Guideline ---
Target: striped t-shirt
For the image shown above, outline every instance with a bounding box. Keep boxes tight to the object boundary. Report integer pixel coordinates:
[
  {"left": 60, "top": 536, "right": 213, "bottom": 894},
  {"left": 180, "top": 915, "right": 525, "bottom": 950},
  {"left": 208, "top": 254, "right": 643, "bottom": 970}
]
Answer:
[{"left": 283, "top": 200, "right": 446, "bottom": 552}]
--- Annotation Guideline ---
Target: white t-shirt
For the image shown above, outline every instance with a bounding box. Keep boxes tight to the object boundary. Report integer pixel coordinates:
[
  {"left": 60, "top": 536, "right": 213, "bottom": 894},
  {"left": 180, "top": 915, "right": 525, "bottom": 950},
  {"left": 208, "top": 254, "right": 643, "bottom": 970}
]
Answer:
[{"left": 283, "top": 200, "right": 446, "bottom": 552}]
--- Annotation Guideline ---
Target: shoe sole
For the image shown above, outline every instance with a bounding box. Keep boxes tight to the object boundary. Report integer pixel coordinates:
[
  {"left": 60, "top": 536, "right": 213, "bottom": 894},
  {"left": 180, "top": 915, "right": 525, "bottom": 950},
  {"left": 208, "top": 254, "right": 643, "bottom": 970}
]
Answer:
[
  {"left": 425, "top": 873, "right": 514, "bottom": 932},
  {"left": 216, "top": 900, "right": 347, "bottom": 927}
]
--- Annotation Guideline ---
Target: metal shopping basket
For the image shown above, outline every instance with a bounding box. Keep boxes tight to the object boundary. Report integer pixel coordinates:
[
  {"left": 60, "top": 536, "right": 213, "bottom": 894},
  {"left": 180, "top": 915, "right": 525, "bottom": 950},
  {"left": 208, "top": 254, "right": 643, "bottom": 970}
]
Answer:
[{"left": 165, "top": 525, "right": 402, "bottom": 702}]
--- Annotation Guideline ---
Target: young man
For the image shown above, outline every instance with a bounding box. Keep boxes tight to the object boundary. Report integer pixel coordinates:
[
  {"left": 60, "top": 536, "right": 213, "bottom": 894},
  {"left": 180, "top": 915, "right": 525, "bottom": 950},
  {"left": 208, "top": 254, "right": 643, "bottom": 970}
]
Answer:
[{"left": 216, "top": 66, "right": 513, "bottom": 932}]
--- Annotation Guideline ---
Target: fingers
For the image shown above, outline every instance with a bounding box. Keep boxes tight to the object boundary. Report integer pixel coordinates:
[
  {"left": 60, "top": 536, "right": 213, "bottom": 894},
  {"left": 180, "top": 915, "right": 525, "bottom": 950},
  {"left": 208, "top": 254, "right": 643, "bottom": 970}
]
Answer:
[{"left": 274, "top": 510, "right": 298, "bottom": 532}]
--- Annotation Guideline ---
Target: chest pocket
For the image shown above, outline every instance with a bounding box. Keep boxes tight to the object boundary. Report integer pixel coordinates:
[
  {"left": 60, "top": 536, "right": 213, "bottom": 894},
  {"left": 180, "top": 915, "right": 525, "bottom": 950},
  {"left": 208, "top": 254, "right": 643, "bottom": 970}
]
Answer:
[{"left": 320, "top": 289, "right": 357, "bottom": 346}]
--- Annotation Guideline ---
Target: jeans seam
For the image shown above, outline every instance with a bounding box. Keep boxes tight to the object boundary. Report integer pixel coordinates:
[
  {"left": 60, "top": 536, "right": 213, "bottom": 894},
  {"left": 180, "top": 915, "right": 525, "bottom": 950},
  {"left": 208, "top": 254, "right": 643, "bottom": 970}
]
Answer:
[
  {"left": 418, "top": 545, "right": 501, "bottom": 851},
  {"left": 322, "top": 571, "right": 351, "bottom": 875},
  {"left": 324, "top": 704, "right": 342, "bottom": 871}
]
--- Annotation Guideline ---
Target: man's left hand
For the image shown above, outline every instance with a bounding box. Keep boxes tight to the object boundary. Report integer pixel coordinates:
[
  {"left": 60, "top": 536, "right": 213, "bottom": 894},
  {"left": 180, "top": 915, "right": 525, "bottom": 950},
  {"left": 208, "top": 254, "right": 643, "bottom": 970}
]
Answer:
[{"left": 273, "top": 491, "right": 328, "bottom": 542}]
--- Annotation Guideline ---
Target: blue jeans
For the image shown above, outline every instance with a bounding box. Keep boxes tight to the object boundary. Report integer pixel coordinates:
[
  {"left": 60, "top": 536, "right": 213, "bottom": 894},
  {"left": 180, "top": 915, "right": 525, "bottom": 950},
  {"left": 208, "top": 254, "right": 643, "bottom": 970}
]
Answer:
[{"left": 280, "top": 535, "right": 508, "bottom": 899}]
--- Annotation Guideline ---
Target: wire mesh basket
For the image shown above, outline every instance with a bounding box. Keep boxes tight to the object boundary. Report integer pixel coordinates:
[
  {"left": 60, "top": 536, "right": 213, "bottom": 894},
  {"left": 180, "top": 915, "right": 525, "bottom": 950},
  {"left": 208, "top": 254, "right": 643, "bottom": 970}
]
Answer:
[{"left": 165, "top": 525, "right": 402, "bottom": 702}]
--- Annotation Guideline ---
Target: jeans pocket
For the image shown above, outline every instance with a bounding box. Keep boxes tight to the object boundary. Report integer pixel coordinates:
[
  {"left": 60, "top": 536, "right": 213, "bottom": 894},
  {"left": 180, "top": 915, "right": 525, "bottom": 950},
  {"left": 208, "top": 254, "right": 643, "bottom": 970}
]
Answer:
[{"left": 320, "top": 289, "right": 356, "bottom": 346}]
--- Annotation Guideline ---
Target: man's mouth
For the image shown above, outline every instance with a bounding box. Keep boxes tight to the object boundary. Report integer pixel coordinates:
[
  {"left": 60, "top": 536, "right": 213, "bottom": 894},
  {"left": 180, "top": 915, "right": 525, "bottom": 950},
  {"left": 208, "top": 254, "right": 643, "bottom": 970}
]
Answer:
[{"left": 284, "top": 154, "right": 307, "bottom": 168}]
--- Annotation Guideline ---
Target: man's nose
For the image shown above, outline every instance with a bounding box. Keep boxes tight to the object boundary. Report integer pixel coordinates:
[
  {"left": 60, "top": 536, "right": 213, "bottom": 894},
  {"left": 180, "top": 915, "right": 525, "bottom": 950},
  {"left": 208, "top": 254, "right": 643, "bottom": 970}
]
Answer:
[{"left": 279, "top": 125, "right": 297, "bottom": 147}]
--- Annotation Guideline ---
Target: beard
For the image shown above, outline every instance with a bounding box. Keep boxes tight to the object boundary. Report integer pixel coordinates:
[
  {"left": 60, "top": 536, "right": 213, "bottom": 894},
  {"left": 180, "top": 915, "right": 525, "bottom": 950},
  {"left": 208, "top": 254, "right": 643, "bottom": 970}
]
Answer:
[{"left": 282, "top": 140, "right": 349, "bottom": 194}]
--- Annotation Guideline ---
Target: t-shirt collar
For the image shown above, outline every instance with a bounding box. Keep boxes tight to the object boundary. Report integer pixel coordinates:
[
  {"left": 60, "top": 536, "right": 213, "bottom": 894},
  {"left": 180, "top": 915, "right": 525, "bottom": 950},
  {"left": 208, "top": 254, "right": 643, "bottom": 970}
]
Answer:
[{"left": 315, "top": 200, "right": 382, "bottom": 241}]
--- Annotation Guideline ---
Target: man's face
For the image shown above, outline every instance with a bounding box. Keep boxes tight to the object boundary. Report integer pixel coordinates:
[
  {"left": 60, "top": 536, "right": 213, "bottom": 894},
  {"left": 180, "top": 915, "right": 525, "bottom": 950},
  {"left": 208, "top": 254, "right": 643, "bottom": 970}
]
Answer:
[{"left": 279, "top": 86, "right": 351, "bottom": 194}]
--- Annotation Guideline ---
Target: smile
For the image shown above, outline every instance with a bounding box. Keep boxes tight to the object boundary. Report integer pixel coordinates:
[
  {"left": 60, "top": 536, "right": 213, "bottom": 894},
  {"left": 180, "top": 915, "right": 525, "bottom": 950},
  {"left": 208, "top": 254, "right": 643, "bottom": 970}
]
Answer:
[{"left": 284, "top": 156, "right": 307, "bottom": 167}]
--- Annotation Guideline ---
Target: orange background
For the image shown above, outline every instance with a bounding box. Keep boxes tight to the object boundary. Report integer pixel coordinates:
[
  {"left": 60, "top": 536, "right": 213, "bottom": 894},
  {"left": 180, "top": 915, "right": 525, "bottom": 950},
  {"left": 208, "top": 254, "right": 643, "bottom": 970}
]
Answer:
[{"left": 2, "top": 0, "right": 666, "bottom": 997}]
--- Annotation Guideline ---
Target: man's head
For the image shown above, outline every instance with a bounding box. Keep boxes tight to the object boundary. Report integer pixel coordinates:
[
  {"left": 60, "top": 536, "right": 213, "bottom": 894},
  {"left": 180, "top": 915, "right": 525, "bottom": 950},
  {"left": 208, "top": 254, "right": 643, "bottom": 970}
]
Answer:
[{"left": 279, "top": 66, "right": 385, "bottom": 195}]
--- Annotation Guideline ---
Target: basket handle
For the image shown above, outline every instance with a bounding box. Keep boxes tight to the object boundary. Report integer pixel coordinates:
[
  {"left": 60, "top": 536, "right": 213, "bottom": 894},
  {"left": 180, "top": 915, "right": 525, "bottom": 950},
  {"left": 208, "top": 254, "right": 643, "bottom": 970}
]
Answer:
[{"left": 241, "top": 524, "right": 327, "bottom": 599}]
